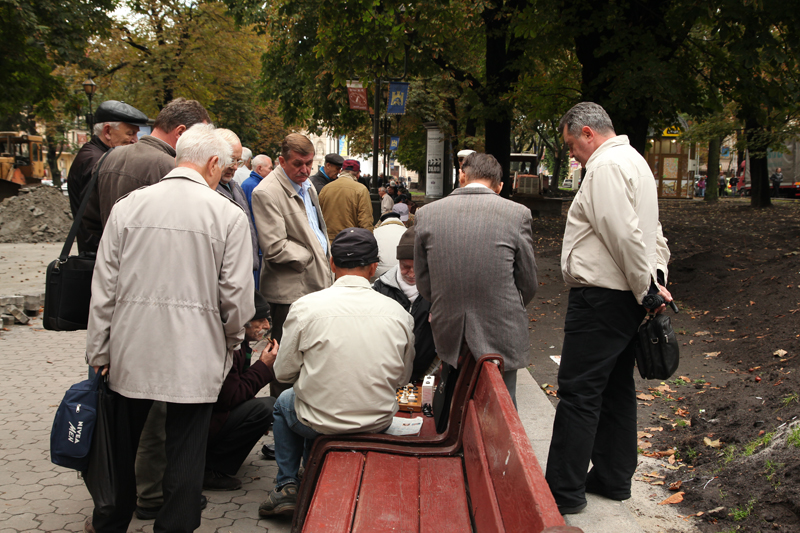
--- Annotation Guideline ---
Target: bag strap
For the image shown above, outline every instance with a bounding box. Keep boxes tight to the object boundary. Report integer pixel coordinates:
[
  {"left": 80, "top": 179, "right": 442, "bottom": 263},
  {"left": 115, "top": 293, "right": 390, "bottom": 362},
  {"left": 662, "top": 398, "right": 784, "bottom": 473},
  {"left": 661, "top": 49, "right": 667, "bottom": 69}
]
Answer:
[{"left": 58, "top": 148, "right": 115, "bottom": 262}]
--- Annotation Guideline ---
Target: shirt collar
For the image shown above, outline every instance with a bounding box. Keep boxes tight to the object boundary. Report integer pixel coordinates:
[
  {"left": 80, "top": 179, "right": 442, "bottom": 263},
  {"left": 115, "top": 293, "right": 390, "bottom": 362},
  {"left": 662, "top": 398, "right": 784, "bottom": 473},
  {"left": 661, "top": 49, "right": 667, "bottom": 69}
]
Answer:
[{"left": 465, "top": 182, "right": 489, "bottom": 189}]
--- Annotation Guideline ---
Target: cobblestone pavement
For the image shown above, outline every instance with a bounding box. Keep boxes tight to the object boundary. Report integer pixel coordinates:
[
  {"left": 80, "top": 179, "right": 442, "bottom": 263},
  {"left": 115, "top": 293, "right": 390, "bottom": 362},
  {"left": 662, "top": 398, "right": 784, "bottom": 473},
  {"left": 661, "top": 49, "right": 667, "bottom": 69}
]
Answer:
[{"left": 0, "top": 320, "right": 290, "bottom": 533}]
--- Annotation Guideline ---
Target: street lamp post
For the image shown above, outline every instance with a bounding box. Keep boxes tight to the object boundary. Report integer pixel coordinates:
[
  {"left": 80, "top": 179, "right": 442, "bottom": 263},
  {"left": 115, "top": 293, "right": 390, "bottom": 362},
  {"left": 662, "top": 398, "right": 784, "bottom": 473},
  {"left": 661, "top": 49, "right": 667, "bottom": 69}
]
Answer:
[{"left": 82, "top": 77, "right": 98, "bottom": 133}]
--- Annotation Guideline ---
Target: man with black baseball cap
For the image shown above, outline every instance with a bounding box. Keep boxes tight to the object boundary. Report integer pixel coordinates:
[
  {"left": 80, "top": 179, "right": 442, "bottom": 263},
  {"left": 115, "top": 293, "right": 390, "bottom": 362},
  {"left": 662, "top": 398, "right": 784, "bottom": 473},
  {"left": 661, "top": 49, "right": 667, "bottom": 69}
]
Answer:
[
  {"left": 67, "top": 100, "right": 149, "bottom": 253},
  {"left": 259, "top": 228, "right": 415, "bottom": 517},
  {"left": 309, "top": 152, "right": 344, "bottom": 194}
]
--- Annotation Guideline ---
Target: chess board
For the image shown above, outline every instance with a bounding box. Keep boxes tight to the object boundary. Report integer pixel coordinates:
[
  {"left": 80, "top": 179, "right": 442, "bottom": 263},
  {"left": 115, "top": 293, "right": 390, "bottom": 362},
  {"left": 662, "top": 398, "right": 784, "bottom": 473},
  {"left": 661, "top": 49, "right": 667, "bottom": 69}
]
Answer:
[{"left": 396, "top": 383, "right": 422, "bottom": 413}]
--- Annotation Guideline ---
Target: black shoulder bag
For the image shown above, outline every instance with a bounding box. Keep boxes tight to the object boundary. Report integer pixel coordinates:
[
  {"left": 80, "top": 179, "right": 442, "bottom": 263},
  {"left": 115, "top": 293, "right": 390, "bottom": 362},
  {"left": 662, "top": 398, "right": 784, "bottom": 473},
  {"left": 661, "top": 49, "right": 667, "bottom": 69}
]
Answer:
[
  {"left": 43, "top": 149, "right": 113, "bottom": 331},
  {"left": 634, "top": 313, "right": 680, "bottom": 380}
]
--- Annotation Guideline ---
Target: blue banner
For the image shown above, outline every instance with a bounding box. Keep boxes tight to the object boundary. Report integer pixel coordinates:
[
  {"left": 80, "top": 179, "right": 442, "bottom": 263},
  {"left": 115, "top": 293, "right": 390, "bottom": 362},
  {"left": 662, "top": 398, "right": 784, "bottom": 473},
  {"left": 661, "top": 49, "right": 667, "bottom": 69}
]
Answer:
[
  {"left": 390, "top": 136, "right": 400, "bottom": 151},
  {"left": 387, "top": 83, "right": 409, "bottom": 115}
]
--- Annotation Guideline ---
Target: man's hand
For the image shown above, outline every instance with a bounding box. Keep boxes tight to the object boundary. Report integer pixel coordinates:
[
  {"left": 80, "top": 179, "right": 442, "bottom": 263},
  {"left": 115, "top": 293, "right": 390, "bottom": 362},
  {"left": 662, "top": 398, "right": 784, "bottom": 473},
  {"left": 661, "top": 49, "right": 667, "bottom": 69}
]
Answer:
[
  {"left": 653, "top": 285, "right": 674, "bottom": 315},
  {"left": 259, "top": 339, "right": 279, "bottom": 367},
  {"left": 93, "top": 365, "right": 109, "bottom": 376}
]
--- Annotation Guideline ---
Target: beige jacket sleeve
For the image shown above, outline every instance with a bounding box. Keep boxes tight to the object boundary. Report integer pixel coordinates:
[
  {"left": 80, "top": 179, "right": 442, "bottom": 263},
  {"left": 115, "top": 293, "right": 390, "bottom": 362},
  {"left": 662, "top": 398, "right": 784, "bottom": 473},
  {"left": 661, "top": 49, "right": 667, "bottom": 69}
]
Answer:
[
  {"left": 252, "top": 186, "right": 313, "bottom": 273},
  {"left": 582, "top": 164, "right": 653, "bottom": 302},
  {"left": 357, "top": 187, "right": 374, "bottom": 231},
  {"left": 655, "top": 221, "right": 670, "bottom": 284},
  {"left": 219, "top": 210, "right": 256, "bottom": 352},
  {"left": 85, "top": 206, "right": 123, "bottom": 367}
]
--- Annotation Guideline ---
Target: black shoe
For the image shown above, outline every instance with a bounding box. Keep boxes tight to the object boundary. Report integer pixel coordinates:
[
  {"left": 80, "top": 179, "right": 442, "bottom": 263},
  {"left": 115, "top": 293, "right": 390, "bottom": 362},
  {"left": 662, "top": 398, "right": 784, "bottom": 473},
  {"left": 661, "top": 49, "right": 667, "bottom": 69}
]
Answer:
[
  {"left": 203, "top": 470, "right": 243, "bottom": 491},
  {"left": 135, "top": 495, "right": 208, "bottom": 520},
  {"left": 261, "top": 443, "right": 276, "bottom": 461},
  {"left": 557, "top": 502, "right": 587, "bottom": 515},
  {"left": 585, "top": 472, "right": 631, "bottom": 501}
]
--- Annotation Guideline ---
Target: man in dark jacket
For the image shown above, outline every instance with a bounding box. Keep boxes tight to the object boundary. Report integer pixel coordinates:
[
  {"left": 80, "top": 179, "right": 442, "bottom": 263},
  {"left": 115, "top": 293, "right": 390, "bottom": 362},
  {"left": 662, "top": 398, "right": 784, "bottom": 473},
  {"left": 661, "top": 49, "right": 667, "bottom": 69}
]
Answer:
[
  {"left": 205, "top": 292, "right": 278, "bottom": 491},
  {"left": 309, "top": 153, "right": 344, "bottom": 194},
  {"left": 771, "top": 167, "right": 783, "bottom": 198},
  {"left": 66, "top": 100, "right": 148, "bottom": 253},
  {"left": 372, "top": 227, "right": 437, "bottom": 381}
]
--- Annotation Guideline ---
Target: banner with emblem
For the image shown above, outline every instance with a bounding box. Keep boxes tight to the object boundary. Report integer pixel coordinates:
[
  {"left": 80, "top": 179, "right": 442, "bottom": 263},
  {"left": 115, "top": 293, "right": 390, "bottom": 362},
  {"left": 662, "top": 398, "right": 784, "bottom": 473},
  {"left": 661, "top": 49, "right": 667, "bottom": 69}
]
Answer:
[
  {"left": 390, "top": 136, "right": 400, "bottom": 151},
  {"left": 347, "top": 81, "right": 368, "bottom": 111},
  {"left": 387, "top": 82, "right": 409, "bottom": 115}
]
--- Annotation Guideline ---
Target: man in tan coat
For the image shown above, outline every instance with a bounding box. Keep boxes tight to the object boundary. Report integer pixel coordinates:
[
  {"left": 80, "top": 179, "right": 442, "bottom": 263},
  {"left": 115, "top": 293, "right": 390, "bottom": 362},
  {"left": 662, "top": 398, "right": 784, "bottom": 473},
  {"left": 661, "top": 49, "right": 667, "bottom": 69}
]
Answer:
[
  {"left": 86, "top": 123, "right": 254, "bottom": 533},
  {"left": 250, "top": 134, "right": 333, "bottom": 396},
  {"left": 318, "top": 159, "right": 373, "bottom": 242}
]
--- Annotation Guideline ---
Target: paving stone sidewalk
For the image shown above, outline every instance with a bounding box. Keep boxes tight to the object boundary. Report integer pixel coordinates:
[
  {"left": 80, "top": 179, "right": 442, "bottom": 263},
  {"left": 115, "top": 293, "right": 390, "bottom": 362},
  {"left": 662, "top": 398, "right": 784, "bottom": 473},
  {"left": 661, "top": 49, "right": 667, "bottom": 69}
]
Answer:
[{"left": 0, "top": 321, "right": 290, "bottom": 533}]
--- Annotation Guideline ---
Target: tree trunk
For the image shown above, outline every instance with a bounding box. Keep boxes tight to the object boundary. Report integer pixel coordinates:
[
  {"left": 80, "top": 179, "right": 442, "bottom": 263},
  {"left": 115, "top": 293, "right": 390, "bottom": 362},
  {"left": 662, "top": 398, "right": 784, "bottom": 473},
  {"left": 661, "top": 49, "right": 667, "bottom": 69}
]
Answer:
[
  {"left": 705, "top": 137, "right": 721, "bottom": 203},
  {"left": 746, "top": 119, "right": 772, "bottom": 208}
]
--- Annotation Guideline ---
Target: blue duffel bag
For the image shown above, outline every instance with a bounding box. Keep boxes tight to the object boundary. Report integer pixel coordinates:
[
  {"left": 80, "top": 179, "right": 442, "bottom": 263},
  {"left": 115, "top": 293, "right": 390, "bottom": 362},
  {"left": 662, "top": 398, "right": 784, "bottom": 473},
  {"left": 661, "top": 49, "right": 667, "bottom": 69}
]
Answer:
[{"left": 50, "top": 372, "right": 102, "bottom": 471}]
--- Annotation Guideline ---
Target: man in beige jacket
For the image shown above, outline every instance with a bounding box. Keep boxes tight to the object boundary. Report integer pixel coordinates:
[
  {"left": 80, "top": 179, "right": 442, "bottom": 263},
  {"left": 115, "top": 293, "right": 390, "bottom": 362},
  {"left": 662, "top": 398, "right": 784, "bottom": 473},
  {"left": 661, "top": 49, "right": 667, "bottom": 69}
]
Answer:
[
  {"left": 250, "top": 134, "right": 333, "bottom": 399},
  {"left": 86, "top": 124, "right": 254, "bottom": 533},
  {"left": 545, "top": 102, "right": 674, "bottom": 516},
  {"left": 258, "top": 228, "right": 414, "bottom": 517},
  {"left": 318, "top": 159, "right": 373, "bottom": 241}
]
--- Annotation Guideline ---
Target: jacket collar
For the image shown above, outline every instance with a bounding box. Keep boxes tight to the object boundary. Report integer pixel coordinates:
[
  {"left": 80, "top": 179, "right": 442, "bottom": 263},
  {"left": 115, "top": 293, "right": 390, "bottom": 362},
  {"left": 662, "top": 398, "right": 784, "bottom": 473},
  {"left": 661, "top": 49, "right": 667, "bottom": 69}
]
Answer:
[
  {"left": 139, "top": 135, "right": 177, "bottom": 157},
  {"left": 378, "top": 265, "right": 401, "bottom": 289},
  {"left": 333, "top": 275, "right": 372, "bottom": 289},
  {"left": 586, "top": 135, "right": 629, "bottom": 169},
  {"left": 375, "top": 218, "right": 406, "bottom": 229},
  {"left": 275, "top": 166, "right": 306, "bottom": 199},
  {"left": 449, "top": 186, "right": 497, "bottom": 197},
  {"left": 161, "top": 166, "right": 211, "bottom": 188},
  {"left": 89, "top": 135, "right": 111, "bottom": 152},
  {"left": 249, "top": 170, "right": 264, "bottom": 183}
]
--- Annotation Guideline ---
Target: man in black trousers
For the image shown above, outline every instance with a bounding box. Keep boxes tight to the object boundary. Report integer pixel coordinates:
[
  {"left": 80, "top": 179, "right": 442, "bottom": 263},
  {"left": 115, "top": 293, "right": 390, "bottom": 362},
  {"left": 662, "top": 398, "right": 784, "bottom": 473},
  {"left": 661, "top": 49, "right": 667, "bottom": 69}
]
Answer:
[{"left": 545, "top": 102, "right": 674, "bottom": 515}]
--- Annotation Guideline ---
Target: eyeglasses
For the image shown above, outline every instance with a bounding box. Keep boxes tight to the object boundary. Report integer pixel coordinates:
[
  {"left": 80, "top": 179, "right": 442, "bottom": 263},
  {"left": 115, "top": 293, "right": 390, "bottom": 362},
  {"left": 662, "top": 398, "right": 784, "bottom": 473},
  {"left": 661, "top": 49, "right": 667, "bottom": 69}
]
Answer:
[{"left": 230, "top": 159, "right": 244, "bottom": 168}]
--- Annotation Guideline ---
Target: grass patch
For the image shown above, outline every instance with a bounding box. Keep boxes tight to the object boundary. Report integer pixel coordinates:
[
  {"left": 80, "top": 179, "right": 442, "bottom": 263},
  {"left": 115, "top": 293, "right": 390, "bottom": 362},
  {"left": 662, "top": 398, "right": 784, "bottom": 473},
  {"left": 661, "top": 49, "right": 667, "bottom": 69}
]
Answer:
[
  {"left": 743, "top": 432, "right": 775, "bottom": 456},
  {"left": 731, "top": 498, "right": 756, "bottom": 521},
  {"left": 675, "top": 419, "right": 689, "bottom": 427},
  {"left": 670, "top": 377, "right": 688, "bottom": 386},
  {"left": 765, "top": 460, "right": 783, "bottom": 487},
  {"left": 686, "top": 447, "right": 699, "bottom": 462},
  {"left": 788, "top": 426, "right": 800, "bottom": 448},
  {"left": 782, "top": 393, "right": 799, "bottom": 407},
  {"left": 721, "top": 445, "right": 737, "bottom": 464}
]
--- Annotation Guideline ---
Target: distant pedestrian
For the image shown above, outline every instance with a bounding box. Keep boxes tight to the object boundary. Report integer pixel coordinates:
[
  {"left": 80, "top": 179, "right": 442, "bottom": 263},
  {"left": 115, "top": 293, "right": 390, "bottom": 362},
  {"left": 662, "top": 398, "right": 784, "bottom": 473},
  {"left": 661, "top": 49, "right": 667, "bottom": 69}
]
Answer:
[
  {"left": 718, "top": 174, "right": 727, "bottom": 197},
  {"left": 698, "top": 176, "right": 706, "bottom": 197},
  {"left": 729, "top": 175, "right": 739, "bottom": 196},
  {"left": 310, "top": 153, "right": 344, "bottom": 194},
  {"left": 379, "top": 187, "right": 394, "bottom": 214},
  {"left": 232, "top": 147, "right": 253, "bottom": 185},
  {"left": 770, "top": 167, "right": 783, "bottom": 198}
]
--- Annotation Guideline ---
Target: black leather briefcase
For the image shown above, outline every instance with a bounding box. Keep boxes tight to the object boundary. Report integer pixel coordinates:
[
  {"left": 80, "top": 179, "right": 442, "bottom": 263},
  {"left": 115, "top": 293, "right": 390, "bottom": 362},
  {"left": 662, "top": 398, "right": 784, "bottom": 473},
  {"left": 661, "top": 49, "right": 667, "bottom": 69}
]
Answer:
[{"left": 634, "top": 313, "right": 680, "bottom": 380}]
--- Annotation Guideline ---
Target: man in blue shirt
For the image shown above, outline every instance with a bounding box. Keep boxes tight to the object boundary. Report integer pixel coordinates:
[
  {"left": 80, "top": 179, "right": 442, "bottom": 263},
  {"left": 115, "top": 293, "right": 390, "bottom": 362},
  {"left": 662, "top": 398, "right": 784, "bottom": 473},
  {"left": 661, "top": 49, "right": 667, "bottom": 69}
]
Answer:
[{"left": 241, "top": 154, "right": 273, "bottom": 216}]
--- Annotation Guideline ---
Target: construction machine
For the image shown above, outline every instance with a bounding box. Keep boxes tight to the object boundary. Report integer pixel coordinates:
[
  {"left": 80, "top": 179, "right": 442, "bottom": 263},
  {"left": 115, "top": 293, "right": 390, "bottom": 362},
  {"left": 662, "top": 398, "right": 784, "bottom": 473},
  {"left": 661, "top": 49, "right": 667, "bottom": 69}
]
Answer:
[{"left": 0, "top": 132, "right": 45, "bottom": 201}]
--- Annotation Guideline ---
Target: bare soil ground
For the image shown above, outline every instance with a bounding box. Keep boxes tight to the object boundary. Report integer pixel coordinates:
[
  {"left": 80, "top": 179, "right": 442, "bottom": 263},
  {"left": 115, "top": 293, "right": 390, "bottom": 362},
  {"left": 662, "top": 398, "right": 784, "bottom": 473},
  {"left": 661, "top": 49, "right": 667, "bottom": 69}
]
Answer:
[{"left": 527, "top": 197, "right": 800, "bottom": 533}]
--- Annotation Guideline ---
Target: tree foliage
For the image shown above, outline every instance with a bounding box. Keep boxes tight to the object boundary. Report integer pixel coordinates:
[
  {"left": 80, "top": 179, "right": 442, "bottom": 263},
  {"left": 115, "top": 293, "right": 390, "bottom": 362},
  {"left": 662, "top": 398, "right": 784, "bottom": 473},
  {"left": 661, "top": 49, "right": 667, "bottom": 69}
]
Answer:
[{"left": 0, "top": 0, "right": 114, "bottom": 117}]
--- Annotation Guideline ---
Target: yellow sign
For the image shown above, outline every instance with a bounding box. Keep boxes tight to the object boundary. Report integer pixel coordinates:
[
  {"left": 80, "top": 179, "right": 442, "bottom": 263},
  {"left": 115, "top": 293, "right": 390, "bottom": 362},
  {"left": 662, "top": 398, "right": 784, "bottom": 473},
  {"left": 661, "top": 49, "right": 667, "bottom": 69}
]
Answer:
[{"left": 662, "top": 126, "right": 681, "bottom": 137}]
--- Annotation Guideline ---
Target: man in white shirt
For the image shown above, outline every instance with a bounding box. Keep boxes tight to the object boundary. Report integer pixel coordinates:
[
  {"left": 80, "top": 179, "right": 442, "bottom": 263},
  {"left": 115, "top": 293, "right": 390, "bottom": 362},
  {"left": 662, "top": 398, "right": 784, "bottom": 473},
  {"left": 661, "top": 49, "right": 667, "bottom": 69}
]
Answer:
[
  {"left": 258, "top": 228, "right": 414, "bottom": 517},
  {"left": 545, "top": 102, "right": 673, "bottom": 515}
]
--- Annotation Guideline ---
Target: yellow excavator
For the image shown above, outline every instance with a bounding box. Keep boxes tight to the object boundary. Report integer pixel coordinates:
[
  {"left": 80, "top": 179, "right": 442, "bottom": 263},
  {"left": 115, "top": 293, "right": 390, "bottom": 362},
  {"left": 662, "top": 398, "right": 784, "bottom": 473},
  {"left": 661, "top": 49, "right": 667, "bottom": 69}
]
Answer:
[{"left": 0, "top": 132, "right": 45, "bottom": 201}]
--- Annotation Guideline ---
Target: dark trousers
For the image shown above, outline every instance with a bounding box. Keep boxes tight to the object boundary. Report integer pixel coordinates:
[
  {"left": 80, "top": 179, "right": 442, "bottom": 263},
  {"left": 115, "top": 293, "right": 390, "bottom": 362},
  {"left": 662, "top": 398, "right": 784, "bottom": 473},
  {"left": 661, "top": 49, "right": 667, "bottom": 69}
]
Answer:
[
  {"left": 206, "top": 397, "right": 275, "bottom": 476},
  {"left": 773, "top": 182, "right": 781, "bottom": 197},
  {"left": 269, "top": 302, "right": 293, "bottom": 398},
  {"left": 92, "top": 395, "right": 212, "bottom": 533},
  {"left": 545, "top": 288, "right": 645, "bottom": 508}
]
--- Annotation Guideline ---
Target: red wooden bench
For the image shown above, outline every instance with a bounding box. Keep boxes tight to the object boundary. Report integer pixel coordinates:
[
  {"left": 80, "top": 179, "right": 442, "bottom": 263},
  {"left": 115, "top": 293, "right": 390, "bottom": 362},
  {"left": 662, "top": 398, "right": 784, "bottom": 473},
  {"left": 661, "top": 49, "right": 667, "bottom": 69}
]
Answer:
[{"left": 291, "top": 353, "right": 583, "bottom": 533}]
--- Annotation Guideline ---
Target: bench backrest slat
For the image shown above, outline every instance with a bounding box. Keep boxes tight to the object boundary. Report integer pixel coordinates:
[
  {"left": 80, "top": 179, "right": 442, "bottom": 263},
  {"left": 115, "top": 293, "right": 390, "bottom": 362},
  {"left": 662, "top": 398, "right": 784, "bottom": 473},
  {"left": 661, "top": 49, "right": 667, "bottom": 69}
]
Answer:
[
  {"left": 463, "top": 401, "right": 506, "bottom": 533},
  {"left": 473, "top": 362, "right": 565, "bottom": 531}
]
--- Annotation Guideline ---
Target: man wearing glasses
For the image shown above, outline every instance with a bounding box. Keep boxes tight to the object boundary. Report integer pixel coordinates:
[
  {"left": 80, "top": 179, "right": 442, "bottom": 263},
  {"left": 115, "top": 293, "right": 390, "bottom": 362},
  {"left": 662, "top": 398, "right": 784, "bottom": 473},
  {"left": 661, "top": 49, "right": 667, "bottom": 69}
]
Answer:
[{"left": 216, "top": 129, "right": 260, "bottom": 279}]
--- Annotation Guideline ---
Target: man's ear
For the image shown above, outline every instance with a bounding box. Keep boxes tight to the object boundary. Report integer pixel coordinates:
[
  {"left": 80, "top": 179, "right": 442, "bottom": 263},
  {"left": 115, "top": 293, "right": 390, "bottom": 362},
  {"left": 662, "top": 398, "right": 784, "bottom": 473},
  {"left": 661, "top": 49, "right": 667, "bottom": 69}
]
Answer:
[
  {"left": 208, "top": 155, "right": 220, "bottom": 174},
  {"left": 458, "top": 169, "right": 467, "bottom": 186},
  {"left": 492, "top": 182, "right": 503, "bottom": 194},
  {"left": 329, "top": 256, "right": 337, "bottom": 275},
  {"left": 174, "top": 125, "right": 188, "bottom": 138},
  {"left": 368, "top": 262, "right": 378, "bottom": 279}
]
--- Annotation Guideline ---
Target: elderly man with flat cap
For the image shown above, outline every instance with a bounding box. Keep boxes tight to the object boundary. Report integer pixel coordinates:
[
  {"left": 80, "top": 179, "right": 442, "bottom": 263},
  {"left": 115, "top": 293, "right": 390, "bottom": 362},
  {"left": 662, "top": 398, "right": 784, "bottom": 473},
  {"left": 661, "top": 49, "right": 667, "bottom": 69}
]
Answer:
[
  {"left": 258, "top": 227, "right": 415, "bottom": 517},
  {"left": 319, "top": 158, "right": 373, "bottom": 241},
  {"left": 309, "top": 152, "right": 344, "bottom": 194},
  {"left": 67, "top": 100, "right": 149, "bottom": 253}
]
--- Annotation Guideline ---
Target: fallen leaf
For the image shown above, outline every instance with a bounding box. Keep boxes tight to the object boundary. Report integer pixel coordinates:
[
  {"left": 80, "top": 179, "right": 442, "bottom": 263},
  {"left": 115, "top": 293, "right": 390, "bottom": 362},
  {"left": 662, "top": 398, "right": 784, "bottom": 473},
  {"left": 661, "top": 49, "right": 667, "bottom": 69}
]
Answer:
[
  {"left": 638, "top": 431, "right": 653, "bottom": 438},
  {"left": 651, "top": 481, "right": 665, "bottom": 485},
  {"left": 654, "top": 384, "right": 676, "bottom": 393},
  {"left": 668, "top": 455, "right": 675, "bottom": 465},
  {"left": 669, "top": 480, "right": 683, "bottom": 491},
  {"left": 774, "top": 349, "right": 788, "bottom": 357},
  {"left": 694, "top": 331, "right": 711, "bottom": 336},
  {"left": 637, "top": 393, "right": 655, "bottom": 401},
  {"left": 679, "top": 375, "right": 691, "bottom": 381},
  {"left": 644, "top": 472, "right": 665, "bottom": 479},
  {"left": 665, "top": 465, "right": 682, "bottom": 470},
  {"left": 704, "top": 351, "right": 721, "bottom": 358},
  {"left": 639, "top": 441, "right": 653, "bottom": 449},
  {"left": 676, "top": 408, "right": 690, "bottom": 418},
  {"left": 749, "top": 301, "right": 756, "bottom": 306},
  {"left": 659, "top": 492, "right": 685, "bottom": 505},
  {"left": 704, "top": 437, "right": 722, "bottom": 448}
]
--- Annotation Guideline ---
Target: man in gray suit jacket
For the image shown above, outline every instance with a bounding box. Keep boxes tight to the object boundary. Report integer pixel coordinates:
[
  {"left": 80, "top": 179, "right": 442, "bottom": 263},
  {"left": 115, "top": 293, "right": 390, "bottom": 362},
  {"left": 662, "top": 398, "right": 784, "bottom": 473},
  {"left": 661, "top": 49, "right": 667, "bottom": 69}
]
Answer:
[{"left": 414, "top": 153, "right": 537, "bottom": 404}]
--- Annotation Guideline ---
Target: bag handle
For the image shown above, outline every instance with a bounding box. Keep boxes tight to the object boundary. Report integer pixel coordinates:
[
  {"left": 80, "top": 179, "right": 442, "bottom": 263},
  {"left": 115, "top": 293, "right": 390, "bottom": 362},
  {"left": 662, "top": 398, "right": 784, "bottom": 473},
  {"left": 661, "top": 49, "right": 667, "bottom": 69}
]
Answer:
[{"left": 58, "top": 148, "right": 115, "bottom": 263}]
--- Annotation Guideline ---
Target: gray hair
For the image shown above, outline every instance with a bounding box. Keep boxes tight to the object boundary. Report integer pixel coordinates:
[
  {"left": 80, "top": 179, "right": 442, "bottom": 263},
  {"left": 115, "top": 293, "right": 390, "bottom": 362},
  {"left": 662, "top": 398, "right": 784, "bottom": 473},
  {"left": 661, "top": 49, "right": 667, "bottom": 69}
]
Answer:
[
  {"left": 216, "top": 128, "right": 241, "bottom": 146},
  {"left": 463, "top": 153, "right": 503, "bottom": 188},
  {"left": 252, "top": 154, "right": 272, "bottom": 169},
  {"left": 93, "top": 121, "right": 120, "bottom": 137},
  {"left": 175, "top": 124, "right": 232, "bottom": 170},
  {"left": 559, "top": 102, "right": 615, "bottom": 137},
  {"left": 379, "top": 187, "right": 386, "bottom": 193},
  {"left": 241, "top": 147, "right": 252, "bottom": 162}
]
